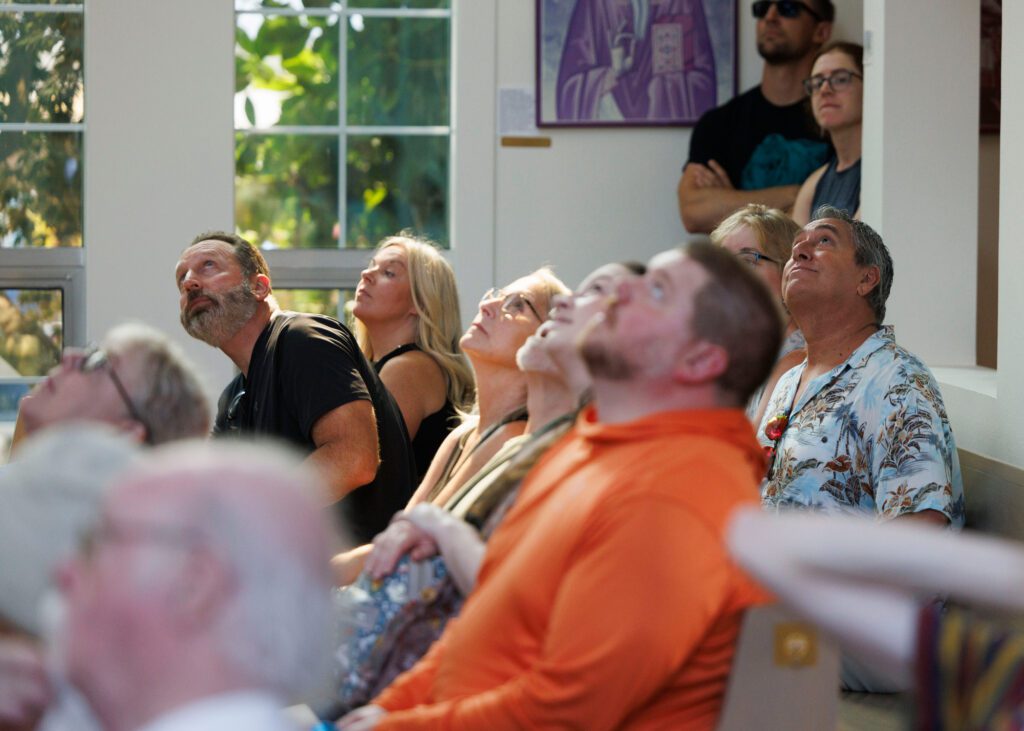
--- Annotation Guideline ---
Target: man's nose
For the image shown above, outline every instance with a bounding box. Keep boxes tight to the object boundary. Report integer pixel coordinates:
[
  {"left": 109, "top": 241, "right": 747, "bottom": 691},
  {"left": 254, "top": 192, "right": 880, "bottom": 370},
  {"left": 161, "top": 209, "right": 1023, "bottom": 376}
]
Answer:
[
  {"left": 180, "top": 271, "right": 201, "bottom": 291},
  {"left": 614, "top": 279, "right": 635, "bottom": 305},
  {"left": 791, "top": 237, "right": 812, "bottom": 260}
]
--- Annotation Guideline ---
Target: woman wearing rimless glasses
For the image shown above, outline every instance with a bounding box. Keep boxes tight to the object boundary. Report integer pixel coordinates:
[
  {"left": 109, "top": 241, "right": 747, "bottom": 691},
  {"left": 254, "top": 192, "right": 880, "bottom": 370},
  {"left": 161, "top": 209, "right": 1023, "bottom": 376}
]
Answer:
[{"left": 793, "top": 41, "right": 864, "bottom": 224}]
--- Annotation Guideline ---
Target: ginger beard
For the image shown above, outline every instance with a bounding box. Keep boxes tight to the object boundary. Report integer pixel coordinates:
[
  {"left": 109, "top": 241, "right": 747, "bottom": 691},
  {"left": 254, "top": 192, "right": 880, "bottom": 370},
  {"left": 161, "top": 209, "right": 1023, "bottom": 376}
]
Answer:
[
  {"left": 180, "top": 281, "right": 258, "bottom": 347},
  {"left": 579, "top": 293, "right": 637, "bottom": 380}
]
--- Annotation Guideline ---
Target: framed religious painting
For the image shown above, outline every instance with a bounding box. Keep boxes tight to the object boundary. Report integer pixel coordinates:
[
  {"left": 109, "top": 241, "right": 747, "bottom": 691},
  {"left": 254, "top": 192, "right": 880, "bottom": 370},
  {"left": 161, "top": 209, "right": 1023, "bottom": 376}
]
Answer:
[{"left": 536, "top": 0, "right": 738, "bottom": 127}]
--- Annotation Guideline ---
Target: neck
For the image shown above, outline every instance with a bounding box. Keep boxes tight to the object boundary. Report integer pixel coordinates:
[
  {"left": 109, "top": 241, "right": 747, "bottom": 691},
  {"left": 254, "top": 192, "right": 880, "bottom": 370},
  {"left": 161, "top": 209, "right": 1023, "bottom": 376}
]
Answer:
[
  {"left": 524, "top": 372, "right": 577, "bottom": 433},
  {"left": 365, "top": 317, "right": 418, "bottom": 361},
  {"left": 219, "top": 301, "right": 276, "bottom": 377},
  {"left": 761, "top": 56, "right": 817, "bottom": 106},
  {"left": 472, "top": 361, "right": 528, "bottom": 430},
  {"left": 796, "top": 308, "right": 878, "bottom": 372},
  {"left": 829, "top": 124, "right": 862, "bottom": 169},
  {"left": 590, "top": 377, "right": 723, "bottom": 425}
]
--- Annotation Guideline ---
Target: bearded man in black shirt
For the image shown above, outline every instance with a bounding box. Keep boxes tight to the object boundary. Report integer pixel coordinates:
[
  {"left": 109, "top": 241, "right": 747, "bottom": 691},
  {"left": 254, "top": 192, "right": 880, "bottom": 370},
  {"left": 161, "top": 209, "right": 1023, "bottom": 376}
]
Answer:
[
  {"left": 175, "top": 231, "right": 416, "bottom": 543},
  {"left": 677, "top": 0, "right": 835, "bottom": 234}
]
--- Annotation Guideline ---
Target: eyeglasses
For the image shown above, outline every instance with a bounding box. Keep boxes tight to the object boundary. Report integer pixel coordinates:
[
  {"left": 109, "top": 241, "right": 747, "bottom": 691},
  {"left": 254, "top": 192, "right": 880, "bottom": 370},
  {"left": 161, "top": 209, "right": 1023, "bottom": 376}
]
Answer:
[
  {"left": 78, "top": 519, "right": 201, "bottom": 562},
  {"left": 803, "top": 69, "right": 862, "bottom": 95},
  {"left": 752, "top": 0, "right": 823, "bottom": 21},
  {"left": 737, "top": 250, "right": 780, "bottom": 267},
  {"left": 480, "top": 288, "right": 543, "bottom": 322},
  {"left": 80, "top": 346, "right": 153, "bottom": 444}
]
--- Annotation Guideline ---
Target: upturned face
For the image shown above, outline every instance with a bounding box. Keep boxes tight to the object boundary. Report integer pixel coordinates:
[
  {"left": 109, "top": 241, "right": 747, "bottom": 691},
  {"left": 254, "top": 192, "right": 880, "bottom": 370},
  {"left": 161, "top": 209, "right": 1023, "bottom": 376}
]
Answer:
[
  {"left": 581, "top": 250, "right": 708, "bottom": 382},
  {"left": 460, "top": 275, "right": 549, "bottom": 369},
  {"left": 175, "top": 240, "right": 259, "bottom": 346},
  {"left": 19, "top": 346, "right": 141, "bottom": 437},
  {"left": 352, "top": 244, "right": 416, "bottom": 325},
  {"left": 783, "top": 218, "right": 875, "bottom": 316},
  {"left": 517, "top": 263, "right": 636, "bottom": 376}
]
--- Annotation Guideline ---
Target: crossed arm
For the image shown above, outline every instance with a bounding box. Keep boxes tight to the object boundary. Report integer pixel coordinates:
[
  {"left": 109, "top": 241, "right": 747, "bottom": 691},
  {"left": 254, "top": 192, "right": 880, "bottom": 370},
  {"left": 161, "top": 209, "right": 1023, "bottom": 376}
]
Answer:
[{"left": 677, "top": 161, "right": 801, "bottom": 234}]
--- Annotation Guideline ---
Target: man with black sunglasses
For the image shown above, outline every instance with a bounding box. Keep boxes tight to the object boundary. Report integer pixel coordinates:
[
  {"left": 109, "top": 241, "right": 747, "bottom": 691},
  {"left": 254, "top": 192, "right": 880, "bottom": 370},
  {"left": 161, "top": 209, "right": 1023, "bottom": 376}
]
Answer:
[{"left": 677, "top": 0, "right": 834, "bottom": 234}]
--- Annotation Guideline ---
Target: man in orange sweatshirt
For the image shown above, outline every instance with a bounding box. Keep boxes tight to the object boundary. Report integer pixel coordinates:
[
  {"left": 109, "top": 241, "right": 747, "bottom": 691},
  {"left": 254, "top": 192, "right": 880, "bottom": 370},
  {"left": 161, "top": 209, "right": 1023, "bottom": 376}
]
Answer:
[{"left": 338, "top": 242, "right": 781, "bottom": 730}]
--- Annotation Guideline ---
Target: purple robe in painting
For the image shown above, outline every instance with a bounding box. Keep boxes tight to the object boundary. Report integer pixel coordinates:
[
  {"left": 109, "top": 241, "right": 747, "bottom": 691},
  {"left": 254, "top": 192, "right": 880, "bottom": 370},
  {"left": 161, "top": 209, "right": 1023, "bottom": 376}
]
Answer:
[{"left": 556, "top": 0, "right": 716, "bottom": 122}]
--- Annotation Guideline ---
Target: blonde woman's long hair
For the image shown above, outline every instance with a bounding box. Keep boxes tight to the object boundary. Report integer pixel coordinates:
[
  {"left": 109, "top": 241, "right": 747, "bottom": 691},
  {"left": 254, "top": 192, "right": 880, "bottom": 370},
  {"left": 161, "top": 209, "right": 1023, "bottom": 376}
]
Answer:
[{"left": 355, "top": 234, "right": 475, "bottom": 412}]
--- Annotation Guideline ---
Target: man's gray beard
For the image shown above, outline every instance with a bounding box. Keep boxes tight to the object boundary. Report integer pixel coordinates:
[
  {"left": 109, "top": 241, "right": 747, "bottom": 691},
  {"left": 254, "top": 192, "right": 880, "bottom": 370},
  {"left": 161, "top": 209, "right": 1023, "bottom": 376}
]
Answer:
[
  {"left": 580, "top": 340, "right": 635, "bottom": 381},
  {"left": 181, "top": 283, "right": 258, "bottom": 347}
]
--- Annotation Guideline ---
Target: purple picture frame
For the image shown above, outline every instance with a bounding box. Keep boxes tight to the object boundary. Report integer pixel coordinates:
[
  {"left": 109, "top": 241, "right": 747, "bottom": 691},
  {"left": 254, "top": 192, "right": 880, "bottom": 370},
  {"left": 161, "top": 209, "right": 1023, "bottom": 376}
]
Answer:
[
  {"left": 980, "top": 0, "right": 1001, "bottom": 134},
  {"left": 536, "top": 0, "right": 738, "bottom": 128}
]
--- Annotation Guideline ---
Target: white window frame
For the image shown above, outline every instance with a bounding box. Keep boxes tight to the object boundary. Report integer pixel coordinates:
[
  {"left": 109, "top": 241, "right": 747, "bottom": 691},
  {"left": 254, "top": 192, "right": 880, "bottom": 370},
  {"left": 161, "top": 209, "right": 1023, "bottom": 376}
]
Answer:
[{"left": 233, "top": 3, "right": 454, "bottom": 304}]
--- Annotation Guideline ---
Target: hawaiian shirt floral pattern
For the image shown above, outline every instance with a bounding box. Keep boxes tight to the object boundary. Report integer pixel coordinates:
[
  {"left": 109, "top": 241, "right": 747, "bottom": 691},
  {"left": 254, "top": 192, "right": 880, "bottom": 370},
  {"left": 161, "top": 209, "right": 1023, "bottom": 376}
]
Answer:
[{"left": 758, "top": 326, "right": 965, "bottom": 525}]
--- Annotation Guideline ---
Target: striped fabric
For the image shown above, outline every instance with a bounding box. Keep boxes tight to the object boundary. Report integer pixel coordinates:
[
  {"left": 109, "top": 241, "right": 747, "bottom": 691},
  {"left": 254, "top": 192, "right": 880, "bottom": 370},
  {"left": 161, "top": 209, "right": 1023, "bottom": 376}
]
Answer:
[{"left": 916, "top": 604, "right": 1024, "bottom": 730}]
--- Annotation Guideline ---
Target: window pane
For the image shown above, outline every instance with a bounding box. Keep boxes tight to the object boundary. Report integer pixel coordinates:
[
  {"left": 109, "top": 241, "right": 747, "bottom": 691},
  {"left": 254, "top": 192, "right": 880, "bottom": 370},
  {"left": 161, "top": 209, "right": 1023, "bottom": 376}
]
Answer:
[
  {"left": 346, "top": 134, "right": 447, "bottom": 249},
  {"left": 351, "top": 1, "right": 450, "bottom": 8},
  {"left": 236, "top": 132, "right": 340, "bottom": 249},
  {"left": 5, "top": 1, "right": 81, "bottom": 6},
  {"left": 275, "top": 288, "right": 353, "bottom": 324},
  {"left": 0, "top": 11, "right": 84, "bottom": 124},
  {"left": 0, "top": 288, "right": 63, "bottom": 378},
  {"left": 235, "top": 1, "right": 337, "bottom": 9},
  {"left": 235, "top": 13, "right": 338, "bottom": 128},
  {"left": 347, "top": 16, "right": 449, "bottom": 126},
  {"left": 0, "top": 383, "right": 31, "bottom": 424},
  {"left": 0, "top": 131, "right": 83, "bottom": 248}
]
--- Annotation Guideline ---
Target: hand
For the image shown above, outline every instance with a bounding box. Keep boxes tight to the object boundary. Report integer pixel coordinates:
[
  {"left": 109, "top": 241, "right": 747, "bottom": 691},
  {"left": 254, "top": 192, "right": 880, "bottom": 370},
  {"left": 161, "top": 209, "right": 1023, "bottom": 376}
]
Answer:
[
  {"left": 689, "top": 160, "right": 734, "bottom": 190},
  {"left": 336, "top": 703, "right": 387, "bottom": 730},
  {"left": 0, "top": 638, "right": 51, "bottom": 725},
  {"left": 364, "top": 517, "right": 439, "bottom": 580}
]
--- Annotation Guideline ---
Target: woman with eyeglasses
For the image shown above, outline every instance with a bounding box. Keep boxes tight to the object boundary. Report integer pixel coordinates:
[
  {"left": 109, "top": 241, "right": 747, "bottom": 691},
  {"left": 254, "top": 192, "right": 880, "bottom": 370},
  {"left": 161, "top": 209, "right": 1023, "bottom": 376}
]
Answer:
[
  {"left": 793, "top": 41, "right": 864, "bottom": 225},
  {"left": 711, "top": 204, "right": 803, "bottom": 427},
  {"left": 352, "top": 235, "right": 475, "bottom": 482}
]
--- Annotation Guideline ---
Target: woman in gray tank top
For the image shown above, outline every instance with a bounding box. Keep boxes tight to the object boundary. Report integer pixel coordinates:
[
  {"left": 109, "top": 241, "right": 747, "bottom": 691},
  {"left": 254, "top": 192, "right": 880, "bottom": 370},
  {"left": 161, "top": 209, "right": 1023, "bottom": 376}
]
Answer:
[{"left": 792, "top": 41, "right": 864, "bottom": 224}]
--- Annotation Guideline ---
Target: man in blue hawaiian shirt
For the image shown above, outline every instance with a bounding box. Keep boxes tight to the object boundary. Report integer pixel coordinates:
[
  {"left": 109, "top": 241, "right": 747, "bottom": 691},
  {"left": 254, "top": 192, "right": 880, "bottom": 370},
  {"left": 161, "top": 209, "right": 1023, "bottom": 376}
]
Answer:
[{"left": 758, "top": 206, "right": 964, "bottom": 528}]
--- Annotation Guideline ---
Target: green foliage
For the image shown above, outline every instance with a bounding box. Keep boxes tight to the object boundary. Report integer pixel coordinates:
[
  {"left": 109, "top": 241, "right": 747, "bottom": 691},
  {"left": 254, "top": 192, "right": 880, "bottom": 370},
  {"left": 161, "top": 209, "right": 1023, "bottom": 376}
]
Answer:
[
  {"left": 0, "top": 11, "right": 84, "bottom": 248},
  {"left": 234, "top": 10, "right": 450, "bottom": 249}
]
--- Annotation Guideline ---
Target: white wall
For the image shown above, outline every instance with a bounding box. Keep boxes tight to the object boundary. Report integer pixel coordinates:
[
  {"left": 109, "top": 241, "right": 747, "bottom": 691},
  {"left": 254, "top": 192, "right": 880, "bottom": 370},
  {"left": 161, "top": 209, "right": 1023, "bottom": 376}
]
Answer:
[
  {"left": 86, "top": 0, "right": 236, "bottom": 400},
  {"left": 861, "top": 0, "right": 978, "bottom": 366}
]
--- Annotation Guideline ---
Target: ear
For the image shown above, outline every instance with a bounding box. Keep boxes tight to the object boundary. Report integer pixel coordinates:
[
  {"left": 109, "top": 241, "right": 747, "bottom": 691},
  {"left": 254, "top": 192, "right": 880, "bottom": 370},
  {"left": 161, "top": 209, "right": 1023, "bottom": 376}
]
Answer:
[
  {"left": 167, "top": 549, "right": 233, "bottom": 632},
  {"left": 856, "top": 265, "right": 880, "bottom": 298},
  {"left": 251, "top": 273, "right": 272, "bottom": 301},
  {"left": 672, "top": 340, "right": 729, "bottom": 386},
  {"left": 119, "top": 419, "right": 148, "bottom": 445},
  {"left": 813, "top": 21, "right": 833, "bottom": 45}
]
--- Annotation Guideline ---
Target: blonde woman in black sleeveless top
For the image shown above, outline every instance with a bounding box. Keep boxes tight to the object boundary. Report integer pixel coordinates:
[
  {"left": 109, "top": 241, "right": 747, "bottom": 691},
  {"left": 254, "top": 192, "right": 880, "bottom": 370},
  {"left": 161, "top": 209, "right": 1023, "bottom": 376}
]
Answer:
[{"left": 352, "top": 234, "right": 474, "bottom": 481}]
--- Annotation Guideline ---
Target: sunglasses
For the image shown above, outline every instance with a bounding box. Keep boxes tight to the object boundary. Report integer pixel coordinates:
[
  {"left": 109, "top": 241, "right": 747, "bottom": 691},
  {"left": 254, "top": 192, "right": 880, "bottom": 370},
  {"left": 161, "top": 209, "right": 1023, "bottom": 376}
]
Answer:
[{"left": 752, "top": 0, "right": 823, "bottom": 21}]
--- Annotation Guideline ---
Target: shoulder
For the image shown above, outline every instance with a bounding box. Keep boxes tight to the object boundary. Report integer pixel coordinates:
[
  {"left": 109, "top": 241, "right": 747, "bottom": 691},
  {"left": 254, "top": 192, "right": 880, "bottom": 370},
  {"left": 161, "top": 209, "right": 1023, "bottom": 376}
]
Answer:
[
  {"left": 807, "top": 161, "right": 829, "bottom": 185},
  {"left": 379, "top": 348, "right": 444, "bottom": 381},
  {"left": 689, "top": 88, "right": 759, "bottom": 144},
  {"left": 379, "top": 349, "right": 447, "bottom": 399},
  {"left": 273, "top": 312, "right": 358, "bottom": 352}
]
